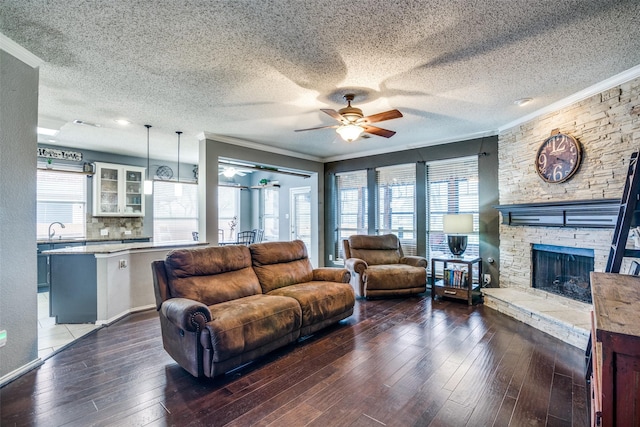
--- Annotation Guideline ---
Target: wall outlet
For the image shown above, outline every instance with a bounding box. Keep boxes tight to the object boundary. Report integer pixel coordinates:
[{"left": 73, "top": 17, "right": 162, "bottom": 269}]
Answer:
[
  {"left": 124, "top": 230, "right": 132, "bottom": 235},
  {"left": 483, "top": 274, "right": 491, "bottom": 285},
  {"left": 100, "top": 228, "right": 109, "bottom": 236},
  {"left": 0, "top": 330, "right": 6, "bottom": 347},
  {"left": 119, "top": 259, "right": 127, "bottom": 269},
  {"left": 329, "top": 254, "right": 333, "bottom": 261}
]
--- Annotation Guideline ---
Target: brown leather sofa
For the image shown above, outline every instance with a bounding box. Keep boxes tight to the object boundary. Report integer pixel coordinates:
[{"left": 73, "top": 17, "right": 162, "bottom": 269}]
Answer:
[
  {"left": 151, "top": 240, "right": 355, "bottom": 378},
  {"left": 343, "top": 234, "right": 427, "bottom": 298}
]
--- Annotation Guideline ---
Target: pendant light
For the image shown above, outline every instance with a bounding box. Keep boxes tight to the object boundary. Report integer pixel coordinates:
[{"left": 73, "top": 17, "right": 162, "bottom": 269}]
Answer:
[
  {"left": 144, "top": 124, "right": 153, "bottom": 195},
  {"left": 175, "top": 131, "right": 183, "bottom": 197}
]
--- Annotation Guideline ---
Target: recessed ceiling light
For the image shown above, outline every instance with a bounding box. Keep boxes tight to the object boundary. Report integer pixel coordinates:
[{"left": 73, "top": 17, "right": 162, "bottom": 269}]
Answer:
[
  {"left": 514, "top": 98, "right": 533, "bottom": 107},
  {"left": 37, "top": 127, "right": 59, "bottom": 136},
  {"left": 114, "top": 119, "right": 131, "bottom": 125}
]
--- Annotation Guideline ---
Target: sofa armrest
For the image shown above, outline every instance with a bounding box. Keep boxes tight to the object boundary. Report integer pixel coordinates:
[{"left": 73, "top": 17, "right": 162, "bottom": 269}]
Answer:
[
  {"left": 313, "top": 267, "right": 351, "bottom": 283},
  {"left": 160, "top": 298, "right": 211, "bottom": 332},
  {"left": 344, "top": 257, "right": 368, "bottom": 274},
  {"left": 400, "top": 256, "right": 428, "bottom": 268}
]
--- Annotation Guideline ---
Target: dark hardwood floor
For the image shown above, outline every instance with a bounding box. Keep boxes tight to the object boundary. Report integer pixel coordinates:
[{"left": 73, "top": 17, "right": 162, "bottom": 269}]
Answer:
[{"left": 1, "top": 296, "right": 589, "bottom": 426}]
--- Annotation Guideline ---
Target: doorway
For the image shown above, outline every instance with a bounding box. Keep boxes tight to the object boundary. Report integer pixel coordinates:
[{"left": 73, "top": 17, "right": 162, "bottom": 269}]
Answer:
[{"left": 290, "top": 187, "right": 311, "bottom": 251}]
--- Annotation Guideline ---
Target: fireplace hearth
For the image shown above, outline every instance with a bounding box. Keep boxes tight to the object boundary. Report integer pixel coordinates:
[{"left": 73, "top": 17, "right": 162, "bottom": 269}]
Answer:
[{"left": 532, "top": 244, "right": 594, "bottom": 304}]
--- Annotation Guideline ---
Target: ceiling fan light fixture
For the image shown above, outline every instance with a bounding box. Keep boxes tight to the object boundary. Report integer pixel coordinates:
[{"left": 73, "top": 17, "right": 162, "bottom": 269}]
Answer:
[
  {"left": 336, "top": 124, "right": 364, "bottom": 142},
  {"left": 223, "top": 167, "right": 237, "bottom": 178}
]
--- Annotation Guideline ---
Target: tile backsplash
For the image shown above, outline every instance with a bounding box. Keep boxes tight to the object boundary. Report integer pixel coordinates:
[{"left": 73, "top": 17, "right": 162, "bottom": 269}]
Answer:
[{"left": 86, "top": 214, "right": 145, "bottom": 239}]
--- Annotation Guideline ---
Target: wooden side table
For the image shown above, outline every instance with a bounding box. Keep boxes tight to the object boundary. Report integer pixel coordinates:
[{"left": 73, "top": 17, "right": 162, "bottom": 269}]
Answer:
[{"left": 431, "top": 256, "right": 482, "bottom": 305}]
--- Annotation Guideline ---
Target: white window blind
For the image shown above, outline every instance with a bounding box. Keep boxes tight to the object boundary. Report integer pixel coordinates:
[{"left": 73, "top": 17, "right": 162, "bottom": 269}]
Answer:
[
  {"left": 335, "top": 170, "right": 368, "bottom": 260},
  {"left": 426, "top": 156, "right": 479, "bottom": 261},
  {"left": 153, "top": 181, "right": 198, "bottom": 242},
  {"left": 376, "top": 164, "right": 416, "bottom": 255},
  {"left": 37, "top": 170, "right": 86, "bottom": 239},
  {"left": 262, "top": 187, "right": 279, "bottom": 241}
]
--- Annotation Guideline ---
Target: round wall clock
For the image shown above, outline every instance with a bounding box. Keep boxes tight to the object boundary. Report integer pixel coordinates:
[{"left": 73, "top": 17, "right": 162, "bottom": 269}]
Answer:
[{"left": 535, "top": 131, "right": 582, "bottom": 183}]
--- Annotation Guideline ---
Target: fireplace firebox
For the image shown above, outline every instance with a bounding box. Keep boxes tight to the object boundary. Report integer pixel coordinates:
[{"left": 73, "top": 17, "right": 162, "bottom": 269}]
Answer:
[{"left": 532, "top": 244, "right": 594, "bottom": 304}]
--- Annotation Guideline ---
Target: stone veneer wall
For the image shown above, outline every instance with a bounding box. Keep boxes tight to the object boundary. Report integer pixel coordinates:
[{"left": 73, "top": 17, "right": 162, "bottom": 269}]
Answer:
[
  {"left": 85, "top": 214, "right": 145, "bottom": 239},
  {"left": 499, "top": 77, "right": 640, "bottom": 291}
]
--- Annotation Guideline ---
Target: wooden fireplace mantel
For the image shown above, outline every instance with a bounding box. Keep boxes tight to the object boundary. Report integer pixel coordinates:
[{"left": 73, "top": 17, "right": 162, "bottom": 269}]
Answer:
[{"left": 493, "top": 199, "right": 628, "bottom": 228}]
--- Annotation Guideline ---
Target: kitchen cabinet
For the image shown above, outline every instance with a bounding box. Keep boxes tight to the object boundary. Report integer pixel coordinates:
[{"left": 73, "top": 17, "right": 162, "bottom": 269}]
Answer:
[
  {"left": 93, "top": 162, "right": 145, "bottom": 217},
  {"left": 37, "top": 241, "right": 85, "bottom": 290}
]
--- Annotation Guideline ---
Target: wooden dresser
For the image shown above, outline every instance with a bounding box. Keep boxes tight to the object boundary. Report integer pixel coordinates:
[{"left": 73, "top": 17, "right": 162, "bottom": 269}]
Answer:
[{"left": 590, "top": 272, "right": 640, "bottom": 427}]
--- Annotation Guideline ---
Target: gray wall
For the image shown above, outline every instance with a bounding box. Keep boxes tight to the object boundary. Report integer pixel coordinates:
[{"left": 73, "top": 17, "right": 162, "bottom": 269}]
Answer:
[
  {"left": 324, "top": 136, "right": 500, "bottom": 285},
  {"left": 0, "top": 50, "right": 40, "bottom": 379}
]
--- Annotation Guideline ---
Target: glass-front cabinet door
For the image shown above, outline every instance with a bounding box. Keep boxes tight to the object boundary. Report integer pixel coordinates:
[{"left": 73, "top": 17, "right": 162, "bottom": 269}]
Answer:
[{"left": 93, "top": 162, "right": 145, "bottom": 217}]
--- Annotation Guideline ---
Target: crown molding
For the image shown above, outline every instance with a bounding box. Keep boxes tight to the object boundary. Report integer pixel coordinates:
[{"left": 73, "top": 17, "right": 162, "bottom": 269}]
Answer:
[
  {"left": 499, "top": 64, "right": 640, "bottom": 133},
  {"left": 198, "top": 132, "right": 323, "bottom": 162},
  {"left": 0, "top": 33, "right": 43, "bottom": 68},
  {"left": 322, "top": 129, "right": 497, "bottom": 163}
]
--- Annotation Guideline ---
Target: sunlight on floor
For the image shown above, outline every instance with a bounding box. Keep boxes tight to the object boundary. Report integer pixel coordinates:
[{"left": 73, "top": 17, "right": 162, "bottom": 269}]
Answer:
[{"left": 37, "top": 292, "right": 100, "bottom": 360}]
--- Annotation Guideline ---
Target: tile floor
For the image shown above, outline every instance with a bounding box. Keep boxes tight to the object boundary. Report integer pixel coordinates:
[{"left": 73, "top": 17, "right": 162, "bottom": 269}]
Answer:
[{"left": 37, "top": 292, "right": 101, "bottom": 360}]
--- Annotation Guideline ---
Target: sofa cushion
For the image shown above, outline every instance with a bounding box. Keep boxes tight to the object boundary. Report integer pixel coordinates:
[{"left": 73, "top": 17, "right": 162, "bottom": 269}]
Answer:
[
  {"left": 165, "top": 245, "right": 262, "bottom": 305},
  {"left": 267, "top": 281, "right": 355, "bottom": 328},
  {"left": 250, "top": 240, "right": 314, "bottom": 293},
  {"left": 204, "top": 294, "right": 302, "bottom": 363},
  {"left": 363, "top": 264, "right": 426, "bottom": 290},
  {"left": 347, "top": 234, "right": 401, "bottom": 265}
]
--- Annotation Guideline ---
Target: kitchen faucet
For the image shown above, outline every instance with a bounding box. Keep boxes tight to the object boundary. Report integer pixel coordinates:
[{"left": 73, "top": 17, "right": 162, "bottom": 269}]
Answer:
[{"left": 48, "top": 222, "right": 65, "bottom": 240}]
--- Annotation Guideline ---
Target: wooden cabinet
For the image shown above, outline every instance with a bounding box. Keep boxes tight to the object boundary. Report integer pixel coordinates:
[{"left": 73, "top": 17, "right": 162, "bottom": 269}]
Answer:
[
  {"left": 590, "top": 272, "right": 640, "bottom": 427},
  {"left": 93, "top": 162, "right": 145, "bottom": 216},
  {"left": 431, "top": 256, "right": 482, "bottom": 305}
]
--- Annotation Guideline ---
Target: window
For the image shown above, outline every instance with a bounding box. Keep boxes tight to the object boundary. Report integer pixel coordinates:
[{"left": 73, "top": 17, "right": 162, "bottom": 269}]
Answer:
[
  {"left": 335, "top": 170, "right": 368, "bottom": 260},
  {"left": 218, "top": 186, "right": 240, "bottom": 242},
  {"left": 376, "top": 164, "right": 416, "bottom": 255},
  {"left": 153, "top": 182, "right": 198, "bottom": 242},
  {"left": 37, "top": 169, "right": 86, "bottom": 239},
  {"left": 426, "top": 156, "right": 479, "bottom": 261},
  {"left": 262, "top": 187, "right": 279, "bottom": 241}
]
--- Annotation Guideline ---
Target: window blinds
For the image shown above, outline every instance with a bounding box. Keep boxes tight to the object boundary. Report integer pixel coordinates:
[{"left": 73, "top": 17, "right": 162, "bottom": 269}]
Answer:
[
  {"left": 153, "top": 181, "right": 199, "bottom": 242},
  {"left": 426, "top": 156, "right": 479, "bottom": 260},
  {"left": 37, "top": 169, "right": 86, "bottom": 238},
  {"left": 376, "top": 163, "right": 416, "bottom": 255},
  {"left": 335, "top": 170, "right": 368, "bottom": 260}
]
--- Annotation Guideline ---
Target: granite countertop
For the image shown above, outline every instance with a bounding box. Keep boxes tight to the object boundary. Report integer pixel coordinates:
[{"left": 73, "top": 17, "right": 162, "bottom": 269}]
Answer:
[
  {"left": 37, "top": 236, "right": 153, "bottom": 244},
  {"left": 43, "top": 240, "right": 208, "bottom": 255}
]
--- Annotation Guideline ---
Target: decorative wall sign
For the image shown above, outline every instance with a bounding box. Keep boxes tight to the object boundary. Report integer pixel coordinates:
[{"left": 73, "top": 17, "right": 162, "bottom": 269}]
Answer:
[{"left": 37, "top": 147, "right": 83, "bottom": 162}]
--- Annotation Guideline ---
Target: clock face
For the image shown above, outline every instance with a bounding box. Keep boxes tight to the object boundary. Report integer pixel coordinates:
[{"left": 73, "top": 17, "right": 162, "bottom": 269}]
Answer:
[{"left": 535, "top": 133, "right": 582, "bottom": 183}]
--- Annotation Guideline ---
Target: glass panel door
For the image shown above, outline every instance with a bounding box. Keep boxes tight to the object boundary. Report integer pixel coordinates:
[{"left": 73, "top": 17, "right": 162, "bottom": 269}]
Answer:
[
  {"left": 99, "top": 166, "right": 119, "bottom": 214},
  {"left": 291, "top": 187, "right": 311, "bottom": 250}
]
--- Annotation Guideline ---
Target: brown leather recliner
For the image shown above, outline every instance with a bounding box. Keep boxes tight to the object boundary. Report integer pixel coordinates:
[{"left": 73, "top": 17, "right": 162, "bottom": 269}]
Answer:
[{"left": 343, "top": 234, "right": 427, "bottom": 298}]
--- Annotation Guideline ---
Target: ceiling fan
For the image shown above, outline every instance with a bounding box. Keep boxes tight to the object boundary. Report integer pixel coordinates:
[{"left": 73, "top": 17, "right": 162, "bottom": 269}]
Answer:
[
  {"left": 218, "top": 165, "right": 252, "bottom": 178},
  {"left": 295, "top": 94, "right": 403, "bottom": 142}
]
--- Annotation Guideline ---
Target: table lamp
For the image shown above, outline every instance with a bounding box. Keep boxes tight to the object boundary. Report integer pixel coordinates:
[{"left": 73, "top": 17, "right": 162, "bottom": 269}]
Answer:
[{"left": 443, "top": 214, "right": 473, "bottom": 257}]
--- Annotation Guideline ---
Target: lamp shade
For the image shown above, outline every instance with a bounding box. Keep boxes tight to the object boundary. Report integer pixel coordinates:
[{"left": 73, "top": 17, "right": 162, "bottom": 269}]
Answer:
[{"left": 443, "top": 214, "right": 473, "bottom": 234}]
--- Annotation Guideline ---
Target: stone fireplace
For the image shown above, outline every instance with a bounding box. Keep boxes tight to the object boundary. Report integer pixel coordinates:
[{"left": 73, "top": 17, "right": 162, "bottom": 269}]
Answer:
[
  {"left": 486, "top": 76, "right": 640, "bottom": 348},
  {"left": 531, "top": 244, "right": 594, "bottom": 304}
]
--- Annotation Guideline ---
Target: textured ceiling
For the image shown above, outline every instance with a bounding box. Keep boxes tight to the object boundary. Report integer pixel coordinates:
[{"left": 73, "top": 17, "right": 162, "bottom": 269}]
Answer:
[{"left": 2, "top": 0, "right": 640, "bottom": 164}]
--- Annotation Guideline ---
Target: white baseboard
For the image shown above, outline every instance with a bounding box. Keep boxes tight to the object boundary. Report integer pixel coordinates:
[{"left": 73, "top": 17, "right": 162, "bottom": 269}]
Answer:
[
  {"left": 95, "top": 304, "right": 156, "bottom": 326},
  {"left": 0, "top": 358, "right": 43, "bottom": 387}
]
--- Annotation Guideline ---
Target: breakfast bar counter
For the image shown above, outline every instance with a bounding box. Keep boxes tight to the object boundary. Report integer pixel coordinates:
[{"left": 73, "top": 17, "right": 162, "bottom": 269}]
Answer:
[{"left": 43, "top": 241, "right": 208, "bottom": 324}]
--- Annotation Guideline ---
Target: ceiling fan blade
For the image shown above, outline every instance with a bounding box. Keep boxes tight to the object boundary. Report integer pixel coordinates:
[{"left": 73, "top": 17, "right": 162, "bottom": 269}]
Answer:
[
  {"left": 294, "top": 124, "right": 339, "bottom": 132},
  {"left": 320, "top": 109, "right": 347, "bottom": 123},
  {"left": 360, "top": 109, "right": 403, "bottom": 124},
  {"left": 361, "top": 125, "right": 396, "bottom": 138}
]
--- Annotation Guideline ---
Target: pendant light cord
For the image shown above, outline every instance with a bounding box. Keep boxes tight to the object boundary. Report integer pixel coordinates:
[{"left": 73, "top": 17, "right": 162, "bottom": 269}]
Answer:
[
  {"left": 176, "top": 131, "right": 182, "bottom": 183},
  {"left": 145, "top": 124, "right": 151, "bottom": 180}
]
